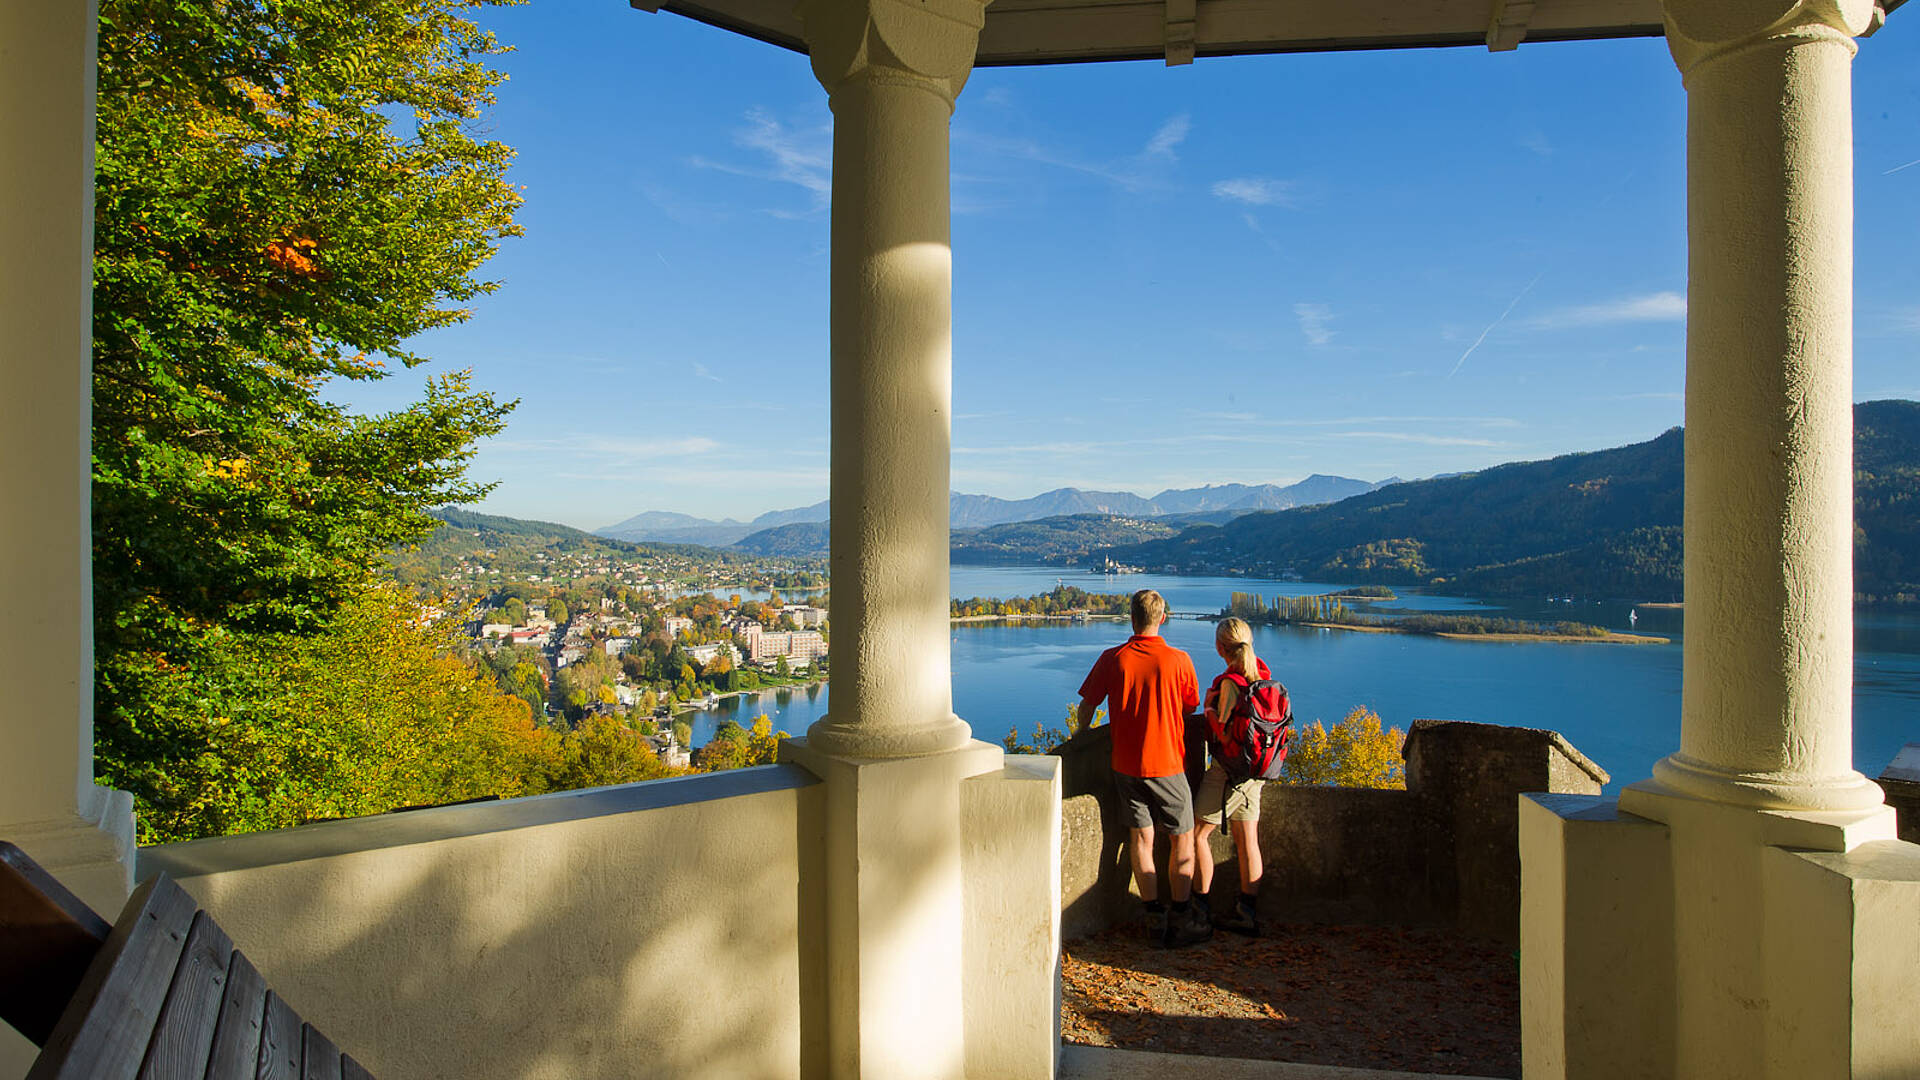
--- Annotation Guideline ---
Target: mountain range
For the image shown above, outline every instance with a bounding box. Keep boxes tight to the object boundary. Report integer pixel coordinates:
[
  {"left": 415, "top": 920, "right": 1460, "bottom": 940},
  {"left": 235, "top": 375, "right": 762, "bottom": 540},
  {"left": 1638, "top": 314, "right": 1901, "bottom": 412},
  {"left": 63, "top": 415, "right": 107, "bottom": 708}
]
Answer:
[
  {"left": 596, "top": 475, "right": 1396, "bottom": 548},
  {"left": 1092, "top": 399, "right": 1920, "bottom": 602}
]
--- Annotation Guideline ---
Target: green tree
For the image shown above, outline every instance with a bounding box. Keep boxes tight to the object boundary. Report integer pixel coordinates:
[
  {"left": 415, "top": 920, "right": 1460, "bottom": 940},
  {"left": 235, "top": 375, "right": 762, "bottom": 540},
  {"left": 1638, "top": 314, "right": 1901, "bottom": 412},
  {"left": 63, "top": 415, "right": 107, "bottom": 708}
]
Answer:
[
  {"left": 548, "top": 598, "right": 569, "bottom": 624},
  {"left": 91, "top": 0, "right": 523, "bottom": 832},
  {"left": 114, "top": 584, "right": 548, "bottom": 843}
]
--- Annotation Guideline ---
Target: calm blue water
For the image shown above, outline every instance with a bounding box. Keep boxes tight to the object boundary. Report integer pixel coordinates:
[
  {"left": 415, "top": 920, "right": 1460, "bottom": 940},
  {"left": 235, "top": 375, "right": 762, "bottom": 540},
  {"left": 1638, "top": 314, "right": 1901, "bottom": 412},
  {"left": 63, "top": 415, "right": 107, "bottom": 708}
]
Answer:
[{"left": 686, "top": 566, "right": 1920, "bottom": 793}]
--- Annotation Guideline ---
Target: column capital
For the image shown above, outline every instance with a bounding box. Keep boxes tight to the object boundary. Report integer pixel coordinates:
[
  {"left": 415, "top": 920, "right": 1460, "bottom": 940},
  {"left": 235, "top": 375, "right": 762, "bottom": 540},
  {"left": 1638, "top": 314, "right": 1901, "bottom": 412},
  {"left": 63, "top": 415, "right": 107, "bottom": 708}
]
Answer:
[
  {"left": 797, "top": 0, "right": 990, "bottom": 106},
  {"left": 1661, "top": 0, "right": 1879, "bottom": 73}
]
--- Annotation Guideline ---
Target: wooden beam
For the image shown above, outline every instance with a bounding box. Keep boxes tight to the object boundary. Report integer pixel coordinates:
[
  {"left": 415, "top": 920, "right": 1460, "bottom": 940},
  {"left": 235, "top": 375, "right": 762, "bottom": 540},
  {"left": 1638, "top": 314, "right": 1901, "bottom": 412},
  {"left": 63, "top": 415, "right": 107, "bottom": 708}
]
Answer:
[
  {"left": 1486, "top": 0, "right": 1536, "bottom": 50},
  {"left": 1166, "top": 0, "right": 1196, "bottom": 64}
]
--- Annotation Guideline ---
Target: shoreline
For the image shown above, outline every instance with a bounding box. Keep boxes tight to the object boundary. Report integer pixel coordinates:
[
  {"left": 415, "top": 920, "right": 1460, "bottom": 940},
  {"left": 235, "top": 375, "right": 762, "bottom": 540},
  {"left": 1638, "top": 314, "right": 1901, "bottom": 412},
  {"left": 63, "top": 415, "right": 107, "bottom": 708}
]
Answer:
[
  {"left": 1301, "top": 621, "right": 1670, "bottom": 645},
  {"left": 951, "top": 613, "right": 1128, "bottom": 624},
  {"left": 671, "top": 677, "right": 827, "bottom": 713}
]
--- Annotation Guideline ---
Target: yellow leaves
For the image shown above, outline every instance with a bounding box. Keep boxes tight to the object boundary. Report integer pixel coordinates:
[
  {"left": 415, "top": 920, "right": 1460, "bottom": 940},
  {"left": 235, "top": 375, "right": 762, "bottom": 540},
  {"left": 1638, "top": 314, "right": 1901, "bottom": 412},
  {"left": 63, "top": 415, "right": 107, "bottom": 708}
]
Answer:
[
  {"left": 204, "top": 456, "right": 251, "bottom": 480},
  {"left": 264, "top": 233, "right": 321, "bottom": 277},
  {"left": 1282, "top": 706, "right": 1407, "bottom": 789}
]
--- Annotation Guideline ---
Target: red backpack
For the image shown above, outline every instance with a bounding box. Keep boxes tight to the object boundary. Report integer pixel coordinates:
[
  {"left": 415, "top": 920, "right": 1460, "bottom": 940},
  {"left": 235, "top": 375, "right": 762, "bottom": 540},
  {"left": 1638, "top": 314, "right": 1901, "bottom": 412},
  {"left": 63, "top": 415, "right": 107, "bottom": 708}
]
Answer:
[{"left": 1207, "top": 671, "right": 1292, "bottom": 780}]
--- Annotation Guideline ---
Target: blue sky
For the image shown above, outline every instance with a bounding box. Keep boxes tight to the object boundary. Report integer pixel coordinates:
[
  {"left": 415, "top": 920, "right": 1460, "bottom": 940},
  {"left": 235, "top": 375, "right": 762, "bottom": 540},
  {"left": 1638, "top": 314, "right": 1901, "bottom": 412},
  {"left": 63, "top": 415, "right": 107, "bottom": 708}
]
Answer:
[{"left": 332, "top": 5, "right": 1920, "bottom": 531}]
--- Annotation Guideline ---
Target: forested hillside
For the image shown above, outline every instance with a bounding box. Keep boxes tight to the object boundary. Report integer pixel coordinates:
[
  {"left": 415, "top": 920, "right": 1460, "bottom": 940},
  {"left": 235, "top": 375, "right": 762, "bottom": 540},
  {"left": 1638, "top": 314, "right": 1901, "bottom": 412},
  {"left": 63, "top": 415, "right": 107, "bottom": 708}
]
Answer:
[
  {"left": 950, "top": 514, "right": 1179, "bottom": 563},
  {"left": 1099, "top": 401, "right": 1920, "bottom": 602}
]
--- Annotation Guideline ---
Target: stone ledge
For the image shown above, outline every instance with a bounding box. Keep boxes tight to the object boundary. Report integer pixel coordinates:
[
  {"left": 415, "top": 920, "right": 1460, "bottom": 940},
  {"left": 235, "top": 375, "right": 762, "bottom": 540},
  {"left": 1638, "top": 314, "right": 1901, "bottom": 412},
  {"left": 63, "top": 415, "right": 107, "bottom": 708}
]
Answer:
[
  {"left": 1059, "top": 1044, "right": 1506, "bottom": 1080},
  {"left": 141, "top": 764, "right": 819, "bottom": 877}
]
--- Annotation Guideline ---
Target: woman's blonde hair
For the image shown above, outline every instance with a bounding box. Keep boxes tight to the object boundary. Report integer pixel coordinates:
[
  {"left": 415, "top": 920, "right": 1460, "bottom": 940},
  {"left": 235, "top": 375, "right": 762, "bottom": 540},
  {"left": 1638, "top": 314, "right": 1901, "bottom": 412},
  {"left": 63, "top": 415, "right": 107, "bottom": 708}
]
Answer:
[{"left": 1215, "top": 616, "right": 1258, "bottom": 678}]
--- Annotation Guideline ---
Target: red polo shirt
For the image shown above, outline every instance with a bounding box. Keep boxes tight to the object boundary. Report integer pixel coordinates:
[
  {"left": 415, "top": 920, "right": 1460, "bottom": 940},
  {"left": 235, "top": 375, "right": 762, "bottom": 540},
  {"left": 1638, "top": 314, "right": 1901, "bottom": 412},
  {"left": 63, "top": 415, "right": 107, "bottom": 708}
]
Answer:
[{"left": 1079, "top": 634, "right": 1199, "bottom": 779}]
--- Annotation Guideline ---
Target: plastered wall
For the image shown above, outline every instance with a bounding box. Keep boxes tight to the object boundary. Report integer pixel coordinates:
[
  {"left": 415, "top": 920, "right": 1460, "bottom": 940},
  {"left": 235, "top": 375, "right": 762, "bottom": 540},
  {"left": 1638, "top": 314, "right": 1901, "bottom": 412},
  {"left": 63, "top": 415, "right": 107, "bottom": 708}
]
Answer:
[{"left": 143, "top": 768, "right": 827, "bottom": 1080}]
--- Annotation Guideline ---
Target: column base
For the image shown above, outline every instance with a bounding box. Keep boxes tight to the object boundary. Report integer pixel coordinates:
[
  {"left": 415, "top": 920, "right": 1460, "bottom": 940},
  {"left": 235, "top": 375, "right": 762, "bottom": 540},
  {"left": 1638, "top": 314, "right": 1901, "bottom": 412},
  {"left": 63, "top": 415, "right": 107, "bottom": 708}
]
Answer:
[
  {"left": 960, "top": 754, "right": 1062, "bottom": 1080},
  {"left": 781, "top": 736, "right": 1005, "bottom": 1079},
  {"left": 1649, "top": 751, "right": 1887, "bottom": 812},
  {"left": 0, "top": 785, "right": 136, "bottom": 1077},
  {"left": 1519, "top": 793, "right": 1675, "bottom": 1080},
  {"left": 805, "top": 713, "right": 975, "bottom": 759},
  {"left": 1555, "top": 780, "right": 1906, "bottom": 1079},
  {"left": 2, "top": 784, "right": 137, "bottom": 914}
]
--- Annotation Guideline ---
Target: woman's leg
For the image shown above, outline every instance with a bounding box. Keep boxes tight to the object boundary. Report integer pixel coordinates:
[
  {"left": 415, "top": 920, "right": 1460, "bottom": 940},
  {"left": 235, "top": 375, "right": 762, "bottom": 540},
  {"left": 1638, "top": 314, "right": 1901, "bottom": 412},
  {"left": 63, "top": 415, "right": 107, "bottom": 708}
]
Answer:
[
  {"left": 1230, "top": 817, "right": 1262, "bottom": 893},
  {"left": 1194, "top": 821, "right": 1218, "bottom": 897}
]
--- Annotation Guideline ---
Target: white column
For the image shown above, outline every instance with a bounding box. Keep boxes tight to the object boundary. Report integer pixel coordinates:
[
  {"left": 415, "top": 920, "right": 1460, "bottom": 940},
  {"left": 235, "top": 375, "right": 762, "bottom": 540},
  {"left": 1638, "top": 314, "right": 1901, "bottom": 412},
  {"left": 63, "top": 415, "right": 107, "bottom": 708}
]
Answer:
[
  {"left": 784, "top": 4, "right": 1069, "bottom": 1078},
  {"left": 1606, "top": 5, "right": 1914, "bottom": 1077},
  {"left": 0, "top": 0, "right": 135, "bottom": 909},
  {"left": 0, "top": 3, "right": 134, "bottom": 1072},
  {"left": 802, "top": 0, "right": 980, "bottom": 761},
  {"left": 1651, "top": 0, "right": 1885, "bottom": 814}
]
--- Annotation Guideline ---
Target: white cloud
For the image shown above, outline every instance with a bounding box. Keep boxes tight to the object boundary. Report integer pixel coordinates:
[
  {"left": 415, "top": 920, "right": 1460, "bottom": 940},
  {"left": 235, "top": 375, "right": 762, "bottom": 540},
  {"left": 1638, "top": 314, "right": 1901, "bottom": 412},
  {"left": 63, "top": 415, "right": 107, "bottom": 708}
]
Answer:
[
  {"left": 1326, "top": 431, "right": 1503, "bottom": 447},
  {"left": 1530, "top": 291, "right": 1687, "bottom": 329},
  {"left": 1892, "top": 307, "right": 1920, "bottom": 332},
  {"left": 692, "top": 361, "right": 722, "bottom": 383},
  {"left": 1519, "top": 131, "right": 1553, "bottom": 157},
  {"left": 688, "top": 108, "right": 832, "bottom": 213},
  {"left": 953, "top": 113, "right": 1190, "bottom": 195},
  {"left": 1143, "top": 114, "right": 1190, "bottom": 160},
  {"left": 1212, "top": 177, "right": 1297, "bottom": 207},
  {"left": 492, "top": 435, "right": 721, "bottom": 458},
  {"left": 1294, "top": 302, "right": 1335, "bottom": 346}
]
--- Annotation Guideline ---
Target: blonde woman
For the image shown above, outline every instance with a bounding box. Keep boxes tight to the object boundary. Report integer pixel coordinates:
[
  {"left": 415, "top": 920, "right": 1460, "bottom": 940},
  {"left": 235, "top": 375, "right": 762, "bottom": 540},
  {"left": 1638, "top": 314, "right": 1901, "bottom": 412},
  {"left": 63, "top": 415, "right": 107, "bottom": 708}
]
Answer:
[{"left": 1196, "top": 616, "right": 1269, "bottom": 935}]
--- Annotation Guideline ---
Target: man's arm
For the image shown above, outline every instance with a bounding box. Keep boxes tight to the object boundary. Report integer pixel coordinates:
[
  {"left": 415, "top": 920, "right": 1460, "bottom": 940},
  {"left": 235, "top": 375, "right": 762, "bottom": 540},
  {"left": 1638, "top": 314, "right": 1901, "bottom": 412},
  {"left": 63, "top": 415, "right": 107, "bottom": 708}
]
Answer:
[{"left": 1077, "top": 695, "right": 1103, "bottom": 730}]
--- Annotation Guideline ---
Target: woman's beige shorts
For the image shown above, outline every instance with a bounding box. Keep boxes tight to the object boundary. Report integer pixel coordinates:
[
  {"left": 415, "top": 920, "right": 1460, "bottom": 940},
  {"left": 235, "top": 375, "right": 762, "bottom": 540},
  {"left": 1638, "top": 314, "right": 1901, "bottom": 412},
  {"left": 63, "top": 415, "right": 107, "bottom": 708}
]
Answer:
[{"left": 1197, "top": 762, "right": 1263, "bottom": 825}]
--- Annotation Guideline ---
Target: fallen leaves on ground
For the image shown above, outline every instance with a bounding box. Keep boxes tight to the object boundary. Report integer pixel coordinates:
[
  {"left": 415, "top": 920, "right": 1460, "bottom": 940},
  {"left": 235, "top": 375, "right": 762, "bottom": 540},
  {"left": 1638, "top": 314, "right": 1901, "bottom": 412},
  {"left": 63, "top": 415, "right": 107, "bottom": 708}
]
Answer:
[{"left": 1060, "top": 921, "right": 1519, "bottom": 1078}]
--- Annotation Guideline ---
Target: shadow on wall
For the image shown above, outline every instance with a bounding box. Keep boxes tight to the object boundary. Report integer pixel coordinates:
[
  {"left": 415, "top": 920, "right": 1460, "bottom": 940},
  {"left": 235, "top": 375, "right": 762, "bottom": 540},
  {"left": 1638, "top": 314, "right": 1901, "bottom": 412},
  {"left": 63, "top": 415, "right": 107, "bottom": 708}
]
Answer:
[
  {"left": 1057, "top": 718, "right": 1608, "bottom": 944},
  {"left": 142, "top": 768, "right": 834, "bottom": 1080}
]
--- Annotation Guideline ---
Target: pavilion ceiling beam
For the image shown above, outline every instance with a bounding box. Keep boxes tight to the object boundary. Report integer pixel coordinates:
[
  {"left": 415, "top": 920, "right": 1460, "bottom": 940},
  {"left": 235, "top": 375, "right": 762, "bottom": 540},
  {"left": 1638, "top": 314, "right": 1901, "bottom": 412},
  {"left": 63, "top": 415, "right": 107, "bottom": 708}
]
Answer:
[
  {"left": 1486, "top": 0, "right": 1536, "bottom": 50},
  {"left": 1165, "top": 0, "right": 1195, "bottom": 65}
]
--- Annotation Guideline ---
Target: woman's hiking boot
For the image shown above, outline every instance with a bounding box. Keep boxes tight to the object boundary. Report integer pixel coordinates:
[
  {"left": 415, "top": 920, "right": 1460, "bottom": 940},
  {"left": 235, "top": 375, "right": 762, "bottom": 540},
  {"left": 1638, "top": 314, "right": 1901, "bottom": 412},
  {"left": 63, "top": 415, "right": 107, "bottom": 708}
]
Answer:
[
  {"left": 1215, "top": 893, "right": 1262, "bottom": 937},
  {"left": 1162, "top": 901, "right": 1214, "bottom": 948}
]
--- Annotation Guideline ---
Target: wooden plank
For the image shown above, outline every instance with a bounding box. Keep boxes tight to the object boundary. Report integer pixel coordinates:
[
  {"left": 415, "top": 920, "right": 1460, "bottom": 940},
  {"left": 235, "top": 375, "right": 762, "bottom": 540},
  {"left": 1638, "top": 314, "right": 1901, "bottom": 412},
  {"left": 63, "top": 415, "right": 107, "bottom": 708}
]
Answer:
[
  {"left": 254, "top": 991, "right": 302, "bottom": 1080},
  {"left": 300, "top": 1025, "right": 343, "bottom": 1080},
  {"left": 0, "top": 841, "right": 111, "bottom": 1045},
  {"left": 203, "top": 952, "right": 268, "bottom": 1080},
  {"left": 136, "top": 911, "right": 235, "bottom": 1080},
  {"left": 28, "top": 876, "right": 199, "bottom": 1080},
  {"left": 338, "top": 1055, "right": 373, "bottom": 1080}
]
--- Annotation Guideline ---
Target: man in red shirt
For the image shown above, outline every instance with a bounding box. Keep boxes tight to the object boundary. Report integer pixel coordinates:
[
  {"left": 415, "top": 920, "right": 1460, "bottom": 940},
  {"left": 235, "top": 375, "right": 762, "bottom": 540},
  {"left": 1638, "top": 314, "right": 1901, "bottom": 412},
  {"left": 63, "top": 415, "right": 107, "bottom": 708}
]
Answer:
[{"left": 1078, "top": 589, "right": 1209, "bottom": 947}]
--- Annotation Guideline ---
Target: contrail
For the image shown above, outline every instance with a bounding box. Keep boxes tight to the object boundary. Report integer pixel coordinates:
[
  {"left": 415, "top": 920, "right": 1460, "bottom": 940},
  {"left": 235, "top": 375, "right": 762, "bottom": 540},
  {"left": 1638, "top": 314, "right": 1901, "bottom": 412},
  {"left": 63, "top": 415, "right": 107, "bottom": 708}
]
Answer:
[
  {"left": 1448, "top": 272, "right": 1543, "bottom": 379},
  {"left": 1884, "top": 157, "right": 1920, "bottom": 176}
]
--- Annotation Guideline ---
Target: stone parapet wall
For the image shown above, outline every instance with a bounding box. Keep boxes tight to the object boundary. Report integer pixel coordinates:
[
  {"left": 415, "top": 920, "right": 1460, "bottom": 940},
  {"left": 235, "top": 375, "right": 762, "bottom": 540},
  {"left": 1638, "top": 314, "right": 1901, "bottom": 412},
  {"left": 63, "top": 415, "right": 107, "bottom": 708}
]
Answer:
[
  {"left": 1880, "top": 743, "right": 1920, "bottom": 844},
  {"left": 1057, "top": 718, "right": 1607, "bottom": 944}
]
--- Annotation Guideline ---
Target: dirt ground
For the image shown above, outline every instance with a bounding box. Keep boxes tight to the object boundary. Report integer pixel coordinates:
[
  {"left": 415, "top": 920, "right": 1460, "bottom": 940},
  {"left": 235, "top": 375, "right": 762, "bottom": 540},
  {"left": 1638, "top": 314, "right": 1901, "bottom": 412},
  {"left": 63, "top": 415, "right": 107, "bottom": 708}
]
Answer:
[{"left": 1060, "top": 921, "right": 1521, "bottom": 1079}]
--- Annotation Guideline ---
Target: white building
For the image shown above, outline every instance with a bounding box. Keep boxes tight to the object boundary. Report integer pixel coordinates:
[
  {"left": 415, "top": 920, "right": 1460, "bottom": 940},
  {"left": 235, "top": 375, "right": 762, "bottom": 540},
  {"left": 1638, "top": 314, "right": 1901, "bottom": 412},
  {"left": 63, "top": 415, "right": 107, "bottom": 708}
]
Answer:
[
  {"left": 781, "top": 605, "right": 827, "bottom": 628},
  {"left": 685, "top": 642, "right": 740, "bottom": 667}
]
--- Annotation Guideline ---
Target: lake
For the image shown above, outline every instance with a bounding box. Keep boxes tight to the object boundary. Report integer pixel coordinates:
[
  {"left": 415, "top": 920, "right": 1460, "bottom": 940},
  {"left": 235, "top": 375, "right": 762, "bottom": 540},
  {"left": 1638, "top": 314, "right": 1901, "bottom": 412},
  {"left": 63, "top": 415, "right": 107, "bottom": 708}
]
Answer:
[{"left": 687, "top": 565, "right": 1920, "bottom": 793}]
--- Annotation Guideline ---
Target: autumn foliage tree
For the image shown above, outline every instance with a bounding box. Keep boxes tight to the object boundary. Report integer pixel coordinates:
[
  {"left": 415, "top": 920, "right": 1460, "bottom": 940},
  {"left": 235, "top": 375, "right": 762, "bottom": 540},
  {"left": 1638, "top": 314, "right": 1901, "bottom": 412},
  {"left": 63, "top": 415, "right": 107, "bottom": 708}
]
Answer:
[
  {"left": 1282, "top": 707, "right": 1407, "bottom": 789},
  {"left": 90, "top": 0, "right": 528, "bottom": 840}
]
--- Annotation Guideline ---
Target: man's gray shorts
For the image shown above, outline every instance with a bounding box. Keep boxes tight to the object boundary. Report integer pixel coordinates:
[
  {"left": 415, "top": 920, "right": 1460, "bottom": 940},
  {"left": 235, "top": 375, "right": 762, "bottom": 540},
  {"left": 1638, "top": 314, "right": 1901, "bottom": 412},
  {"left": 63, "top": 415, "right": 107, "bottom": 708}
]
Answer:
[{"left": 1113, "top": 771, "right": 1194, "bottom": 835}]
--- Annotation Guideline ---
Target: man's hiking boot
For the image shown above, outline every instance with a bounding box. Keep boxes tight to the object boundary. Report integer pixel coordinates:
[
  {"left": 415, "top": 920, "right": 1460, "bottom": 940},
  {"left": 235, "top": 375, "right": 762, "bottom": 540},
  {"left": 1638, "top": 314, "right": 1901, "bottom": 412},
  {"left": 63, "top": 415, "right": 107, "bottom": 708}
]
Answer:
[
  {"left": 1141, "top": 903, "right": 1167, "bottom": 944},
  {"left": 1162, "top": 902, "right": 1213, "bottom": 948},
  {"left": 1215, "top": 894, "right": 1262, "bottom": 937}
]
